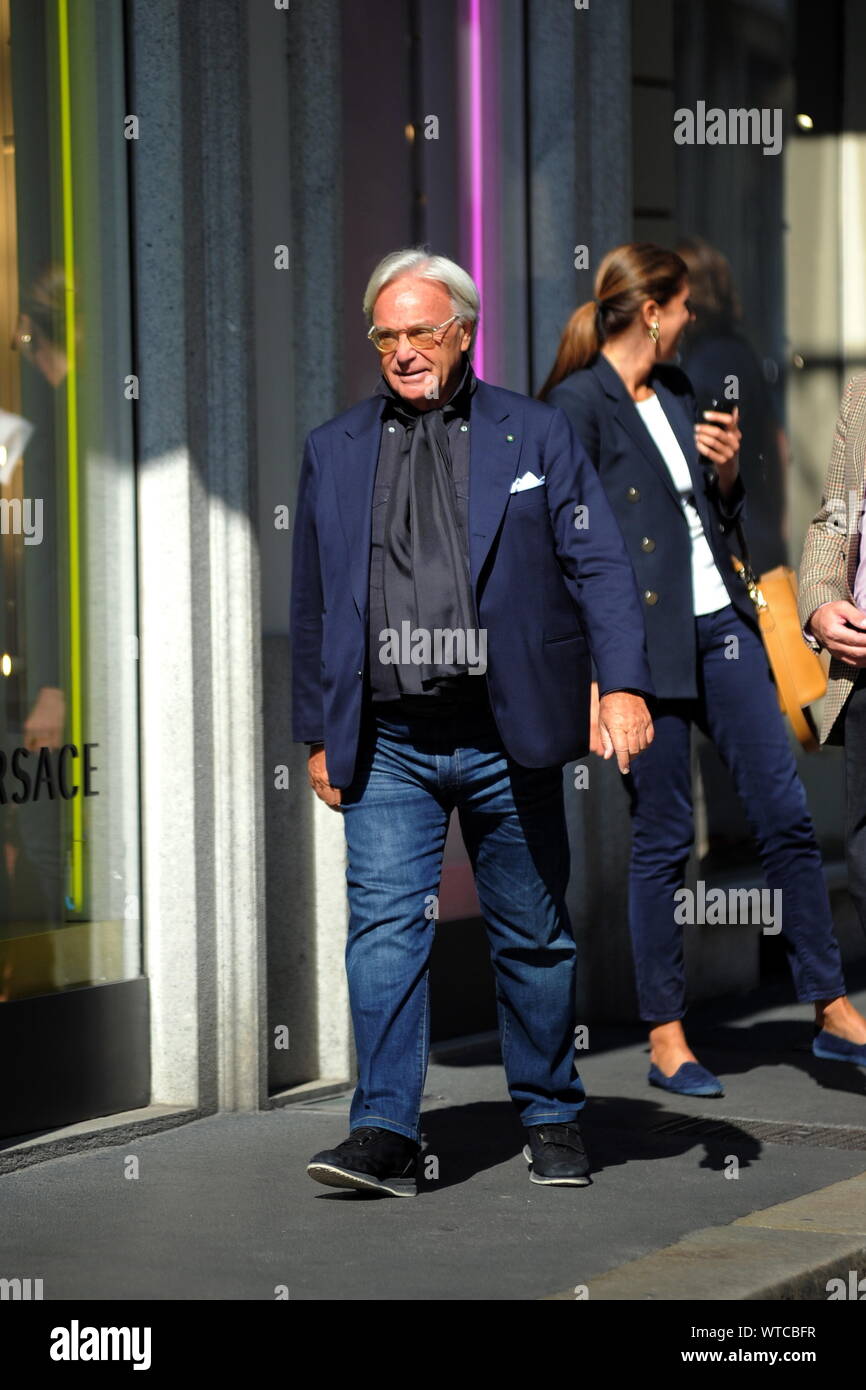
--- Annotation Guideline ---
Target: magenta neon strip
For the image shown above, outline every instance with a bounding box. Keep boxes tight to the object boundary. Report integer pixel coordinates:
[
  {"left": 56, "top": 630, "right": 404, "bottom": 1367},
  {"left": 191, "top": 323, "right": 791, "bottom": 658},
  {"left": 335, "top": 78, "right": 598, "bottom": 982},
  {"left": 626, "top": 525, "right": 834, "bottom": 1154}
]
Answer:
[{"left": 468, "top": 0, "right": 484, "bottom": 377}]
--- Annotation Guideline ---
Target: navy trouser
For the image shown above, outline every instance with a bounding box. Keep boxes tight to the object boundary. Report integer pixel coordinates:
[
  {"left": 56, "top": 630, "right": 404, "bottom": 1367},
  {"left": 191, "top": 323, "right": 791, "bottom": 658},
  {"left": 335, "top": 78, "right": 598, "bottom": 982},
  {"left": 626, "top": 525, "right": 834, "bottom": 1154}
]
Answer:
[{"left": 624, "top": 604, "right": 846, "bottom": 1021}]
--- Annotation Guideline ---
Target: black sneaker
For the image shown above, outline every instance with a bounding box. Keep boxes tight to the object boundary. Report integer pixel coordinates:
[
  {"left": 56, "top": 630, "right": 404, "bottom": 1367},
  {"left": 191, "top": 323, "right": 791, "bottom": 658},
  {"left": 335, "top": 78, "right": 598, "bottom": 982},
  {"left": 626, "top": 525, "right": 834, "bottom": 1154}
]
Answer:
[
  {"left": 522, "top": 1122, "right": 592, "bottom": 1186},
  {"left": 307, "top": 1126, "right": 420, "bottom": 1197}
]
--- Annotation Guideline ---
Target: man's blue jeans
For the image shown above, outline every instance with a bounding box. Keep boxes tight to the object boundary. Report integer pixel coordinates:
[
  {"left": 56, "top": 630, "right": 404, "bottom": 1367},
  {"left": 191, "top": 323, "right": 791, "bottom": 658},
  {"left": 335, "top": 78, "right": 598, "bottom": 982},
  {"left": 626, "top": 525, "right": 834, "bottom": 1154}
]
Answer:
[
  {"left": 625, "top": 604, "right": 846, "bottom": 1021},
  {"left": 338, "top": 703, "right": 585, "bottom": 1142}
]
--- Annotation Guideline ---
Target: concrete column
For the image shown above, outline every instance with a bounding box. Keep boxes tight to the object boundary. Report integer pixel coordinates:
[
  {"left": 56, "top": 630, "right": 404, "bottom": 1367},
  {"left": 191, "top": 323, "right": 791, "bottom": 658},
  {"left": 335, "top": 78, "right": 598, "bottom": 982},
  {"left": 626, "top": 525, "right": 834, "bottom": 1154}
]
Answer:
[
  {"left": 526, "top": 0, "right": 632, "bottom": 393},
  {"left": 526, "top": 0, "right": 637, "bottom": 1020},
  {"left": 260, "top": 0, "right": 353, "bottom": 1091},
  {"left": 129, "top": 0, "right": 267, "bottom": 1109}
]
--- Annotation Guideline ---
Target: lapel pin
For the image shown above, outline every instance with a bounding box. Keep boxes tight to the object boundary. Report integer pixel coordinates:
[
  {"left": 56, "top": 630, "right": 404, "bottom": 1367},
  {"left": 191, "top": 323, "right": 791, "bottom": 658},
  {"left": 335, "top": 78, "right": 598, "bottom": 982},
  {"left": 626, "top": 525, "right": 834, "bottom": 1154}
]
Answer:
[{"left": 506, "top": 434, "right": 515, "bottom": 442}]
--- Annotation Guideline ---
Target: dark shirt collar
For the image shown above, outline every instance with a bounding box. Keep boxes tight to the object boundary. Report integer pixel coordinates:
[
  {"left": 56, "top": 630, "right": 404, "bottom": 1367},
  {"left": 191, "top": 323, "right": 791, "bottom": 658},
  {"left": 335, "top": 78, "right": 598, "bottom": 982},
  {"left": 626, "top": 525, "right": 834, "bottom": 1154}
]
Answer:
[{"left": 376, "top": 354, "right": 477, "bottom": 423}]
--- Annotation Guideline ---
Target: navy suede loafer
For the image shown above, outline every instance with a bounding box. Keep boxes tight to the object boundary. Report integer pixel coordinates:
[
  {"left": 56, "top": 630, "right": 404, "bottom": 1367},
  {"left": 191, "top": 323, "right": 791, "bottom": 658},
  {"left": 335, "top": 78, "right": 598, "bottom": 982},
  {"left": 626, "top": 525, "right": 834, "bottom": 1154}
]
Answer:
[
  {"left": 648, "top": 1061, "right": 725, "bottom": 1097},
  {"left": 812, "top": 1030, "right": 866, "bottom": 1066}
]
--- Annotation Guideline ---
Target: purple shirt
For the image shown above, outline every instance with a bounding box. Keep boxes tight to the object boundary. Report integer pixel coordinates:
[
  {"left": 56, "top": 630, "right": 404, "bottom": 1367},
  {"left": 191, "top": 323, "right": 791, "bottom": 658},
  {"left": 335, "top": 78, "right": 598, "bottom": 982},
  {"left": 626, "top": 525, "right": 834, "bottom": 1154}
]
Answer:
[{"left": 855, "top": 508, "right": 866, "bottom": 612}]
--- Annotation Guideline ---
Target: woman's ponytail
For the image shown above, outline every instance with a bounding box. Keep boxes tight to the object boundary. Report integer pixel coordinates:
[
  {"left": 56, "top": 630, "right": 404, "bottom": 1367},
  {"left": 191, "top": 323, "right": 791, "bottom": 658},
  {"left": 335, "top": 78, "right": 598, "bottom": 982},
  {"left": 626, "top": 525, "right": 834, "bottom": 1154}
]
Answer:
[{"left": 537, "top": 301, "right": 600, "bottom": 400}]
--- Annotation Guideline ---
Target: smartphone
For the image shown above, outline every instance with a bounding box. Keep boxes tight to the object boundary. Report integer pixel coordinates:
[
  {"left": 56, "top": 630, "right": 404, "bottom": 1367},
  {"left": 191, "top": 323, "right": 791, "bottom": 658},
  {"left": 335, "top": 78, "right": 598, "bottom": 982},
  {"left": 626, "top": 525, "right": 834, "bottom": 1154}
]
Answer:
[{"left": 696, "top": 391, "right": 736, "bottom": 423}]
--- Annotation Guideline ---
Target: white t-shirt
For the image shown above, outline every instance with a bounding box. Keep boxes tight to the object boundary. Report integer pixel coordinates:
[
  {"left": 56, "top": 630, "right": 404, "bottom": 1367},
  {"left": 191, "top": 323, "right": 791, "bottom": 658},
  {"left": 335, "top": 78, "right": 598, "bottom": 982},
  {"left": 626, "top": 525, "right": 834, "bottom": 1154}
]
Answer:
[{"left": 634, "top": 393, "right": 730, "bottom": 616}]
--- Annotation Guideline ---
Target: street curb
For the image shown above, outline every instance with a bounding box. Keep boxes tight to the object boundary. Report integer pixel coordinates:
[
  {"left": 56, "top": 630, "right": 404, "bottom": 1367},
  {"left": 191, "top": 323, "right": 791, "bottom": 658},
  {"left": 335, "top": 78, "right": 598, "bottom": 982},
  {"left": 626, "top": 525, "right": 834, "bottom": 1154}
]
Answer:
[
  {"left": 0, "top": 1105, "right": 207, "bottom": 1175},
  {"left": 543, "top": 1171, "right": 866, "bottom": 1300}
]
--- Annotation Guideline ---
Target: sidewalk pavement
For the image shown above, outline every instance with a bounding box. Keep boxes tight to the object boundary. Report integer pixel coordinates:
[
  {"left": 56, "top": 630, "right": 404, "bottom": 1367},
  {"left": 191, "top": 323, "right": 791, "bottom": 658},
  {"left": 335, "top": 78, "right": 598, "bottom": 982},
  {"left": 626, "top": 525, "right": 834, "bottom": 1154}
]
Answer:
[{"left": 3, "top": 970, "right": 866, "bottom": 1301}]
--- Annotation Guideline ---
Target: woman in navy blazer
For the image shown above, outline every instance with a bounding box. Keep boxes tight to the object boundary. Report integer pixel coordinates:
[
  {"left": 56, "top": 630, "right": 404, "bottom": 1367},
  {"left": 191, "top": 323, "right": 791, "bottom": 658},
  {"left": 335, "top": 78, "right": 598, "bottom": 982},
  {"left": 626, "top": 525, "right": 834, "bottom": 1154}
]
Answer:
[{"left": 540, "top": 242, "right": 866, "bottom": 1095}]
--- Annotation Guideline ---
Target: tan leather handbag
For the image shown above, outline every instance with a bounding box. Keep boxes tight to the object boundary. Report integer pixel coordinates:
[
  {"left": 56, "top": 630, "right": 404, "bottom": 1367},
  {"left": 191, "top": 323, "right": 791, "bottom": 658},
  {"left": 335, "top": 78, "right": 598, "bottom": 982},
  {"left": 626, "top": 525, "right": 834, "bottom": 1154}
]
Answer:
[{"left": 731, "top": 523, "right": 827, "bottom": 751}]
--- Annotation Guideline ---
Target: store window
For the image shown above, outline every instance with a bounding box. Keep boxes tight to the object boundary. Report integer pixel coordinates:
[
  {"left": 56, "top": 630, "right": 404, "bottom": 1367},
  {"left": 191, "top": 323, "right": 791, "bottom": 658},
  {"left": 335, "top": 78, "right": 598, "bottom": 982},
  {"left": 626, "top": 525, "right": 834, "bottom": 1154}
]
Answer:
[{"left": 0, "top": 0, "right": 139, "bottom": 1002}]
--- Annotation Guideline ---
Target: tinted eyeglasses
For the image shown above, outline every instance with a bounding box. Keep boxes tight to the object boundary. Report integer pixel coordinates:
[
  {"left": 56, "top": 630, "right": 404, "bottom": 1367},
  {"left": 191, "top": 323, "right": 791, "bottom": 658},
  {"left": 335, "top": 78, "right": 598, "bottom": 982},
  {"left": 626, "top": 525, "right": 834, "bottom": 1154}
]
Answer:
[{"left": 367, "top": 313, "right": 462, "bottom": 354}]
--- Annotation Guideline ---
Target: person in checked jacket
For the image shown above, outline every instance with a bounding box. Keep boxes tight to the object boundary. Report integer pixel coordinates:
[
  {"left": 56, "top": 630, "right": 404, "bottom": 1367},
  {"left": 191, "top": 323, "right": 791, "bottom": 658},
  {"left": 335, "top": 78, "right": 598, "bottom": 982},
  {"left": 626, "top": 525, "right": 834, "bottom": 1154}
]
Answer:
[{"left": 799, "top": 372, "right": 866, "bottom": 946}]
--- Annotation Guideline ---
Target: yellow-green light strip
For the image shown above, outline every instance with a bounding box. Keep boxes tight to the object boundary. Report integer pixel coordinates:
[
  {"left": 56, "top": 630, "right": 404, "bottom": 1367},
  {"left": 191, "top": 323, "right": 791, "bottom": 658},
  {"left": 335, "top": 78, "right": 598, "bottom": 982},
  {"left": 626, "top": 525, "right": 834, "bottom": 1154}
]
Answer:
[{"left": 57, "top": 0, "right": 83, "bottom": 911}]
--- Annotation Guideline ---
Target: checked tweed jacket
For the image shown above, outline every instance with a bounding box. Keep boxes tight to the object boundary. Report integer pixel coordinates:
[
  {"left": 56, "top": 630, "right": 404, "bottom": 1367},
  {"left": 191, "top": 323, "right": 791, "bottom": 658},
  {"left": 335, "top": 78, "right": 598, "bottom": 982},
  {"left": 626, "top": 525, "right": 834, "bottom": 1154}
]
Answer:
[{"left": 798, "top": 372, "right": 866, "bottom": 743}]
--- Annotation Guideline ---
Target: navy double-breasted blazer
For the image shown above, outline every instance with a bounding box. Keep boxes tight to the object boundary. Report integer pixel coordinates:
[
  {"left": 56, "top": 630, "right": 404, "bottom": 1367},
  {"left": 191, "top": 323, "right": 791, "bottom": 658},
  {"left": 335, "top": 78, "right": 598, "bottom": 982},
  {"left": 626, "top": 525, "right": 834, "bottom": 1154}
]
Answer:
[
  {"left": 547, "top": 354, "right": 756, "bottom": 701},
  {"left": 290, "top": 374, "right": 654, "bottom": 788}
]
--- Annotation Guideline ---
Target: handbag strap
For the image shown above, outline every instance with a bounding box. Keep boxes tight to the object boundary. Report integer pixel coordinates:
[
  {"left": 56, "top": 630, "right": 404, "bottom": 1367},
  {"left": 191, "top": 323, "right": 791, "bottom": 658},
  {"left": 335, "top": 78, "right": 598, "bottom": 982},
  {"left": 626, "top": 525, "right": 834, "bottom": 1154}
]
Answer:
[
  {"left": 730, "top": 520, "right": 768, "bottom": 614},
  {"left": 733, "top": 518, "right": 757, "bottom": 586}
]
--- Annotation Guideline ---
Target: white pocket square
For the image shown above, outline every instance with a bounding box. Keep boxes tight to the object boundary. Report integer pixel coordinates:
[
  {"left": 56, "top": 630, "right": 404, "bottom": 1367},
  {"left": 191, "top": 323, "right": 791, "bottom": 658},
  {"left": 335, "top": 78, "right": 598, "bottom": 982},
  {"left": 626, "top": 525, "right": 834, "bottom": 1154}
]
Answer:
[{"left": 510, "top": 471, "right": 546, "bottom": 494}]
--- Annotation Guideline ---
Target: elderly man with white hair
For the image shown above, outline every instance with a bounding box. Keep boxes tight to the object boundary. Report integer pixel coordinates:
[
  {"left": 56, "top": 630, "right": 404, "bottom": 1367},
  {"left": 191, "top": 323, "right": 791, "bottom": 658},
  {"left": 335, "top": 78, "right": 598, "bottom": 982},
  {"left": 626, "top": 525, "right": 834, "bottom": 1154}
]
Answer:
[{"left": 291, "top": 248, "right": 655, "bottom": 1195}]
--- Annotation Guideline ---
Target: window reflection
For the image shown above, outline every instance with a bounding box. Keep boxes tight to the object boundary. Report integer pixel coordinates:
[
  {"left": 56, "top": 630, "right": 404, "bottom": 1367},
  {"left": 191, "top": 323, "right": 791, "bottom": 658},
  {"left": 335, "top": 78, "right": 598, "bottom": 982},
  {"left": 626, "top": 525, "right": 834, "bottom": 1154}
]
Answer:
[{"left": 0, "top": 0, "right": 140, "bottom": 1001}]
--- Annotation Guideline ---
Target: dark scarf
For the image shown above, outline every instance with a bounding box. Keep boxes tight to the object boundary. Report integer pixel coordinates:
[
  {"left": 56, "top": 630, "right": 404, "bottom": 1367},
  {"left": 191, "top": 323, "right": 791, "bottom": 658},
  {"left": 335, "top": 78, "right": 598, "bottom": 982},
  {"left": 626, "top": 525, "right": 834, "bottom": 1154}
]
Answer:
[{"left": 379, "top": 359, "right": 479, "bottom": 694}]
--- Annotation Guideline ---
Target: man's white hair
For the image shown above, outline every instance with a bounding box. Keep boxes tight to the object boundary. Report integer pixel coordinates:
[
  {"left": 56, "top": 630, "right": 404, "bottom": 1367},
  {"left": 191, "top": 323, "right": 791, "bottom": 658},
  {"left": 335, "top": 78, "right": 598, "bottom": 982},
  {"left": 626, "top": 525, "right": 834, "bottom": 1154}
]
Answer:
[{"left": 362, "top": 248, "right": 480, "bottom": 349}]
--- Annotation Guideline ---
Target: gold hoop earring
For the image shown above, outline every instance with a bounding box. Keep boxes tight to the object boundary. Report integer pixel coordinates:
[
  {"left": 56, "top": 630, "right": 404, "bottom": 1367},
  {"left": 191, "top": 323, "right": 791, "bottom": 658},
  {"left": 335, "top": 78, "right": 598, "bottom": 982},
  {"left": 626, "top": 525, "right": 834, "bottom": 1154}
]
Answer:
[{"left": 648, "top": 320, "right": 660, "bottom": 344}]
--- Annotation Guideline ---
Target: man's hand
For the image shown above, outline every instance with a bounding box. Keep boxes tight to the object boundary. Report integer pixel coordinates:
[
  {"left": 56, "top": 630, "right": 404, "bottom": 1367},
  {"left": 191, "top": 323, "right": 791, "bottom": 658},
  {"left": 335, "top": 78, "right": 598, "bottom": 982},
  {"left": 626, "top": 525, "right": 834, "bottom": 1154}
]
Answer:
[
  {"left": 596, "top": 689, "right": 654, "bottom": 773},
  {"left": 308, "top": 744, "right": 342, "bottom": 809},
  {"left": 808, "top": 600, "right": 866, "bottom": 666}
]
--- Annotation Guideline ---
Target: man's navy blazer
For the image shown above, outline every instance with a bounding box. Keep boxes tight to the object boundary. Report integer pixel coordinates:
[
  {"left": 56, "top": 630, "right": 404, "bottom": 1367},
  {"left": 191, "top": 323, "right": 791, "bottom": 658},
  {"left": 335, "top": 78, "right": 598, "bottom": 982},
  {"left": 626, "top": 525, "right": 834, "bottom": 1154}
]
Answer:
[
  {"left": 547, "top": 354, "right": 756, "bottom": 701},
  {"left": 291, "top": 374, "right": 654, "bottom": 789}
]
